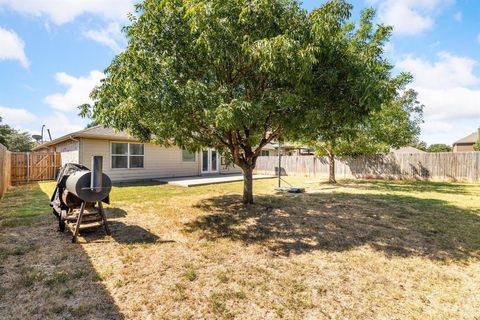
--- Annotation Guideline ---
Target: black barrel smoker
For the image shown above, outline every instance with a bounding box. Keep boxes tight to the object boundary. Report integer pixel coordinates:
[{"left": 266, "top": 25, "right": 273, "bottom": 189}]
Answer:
[{"left": 50, "top": 156, "right": 112, "bottom": 243}]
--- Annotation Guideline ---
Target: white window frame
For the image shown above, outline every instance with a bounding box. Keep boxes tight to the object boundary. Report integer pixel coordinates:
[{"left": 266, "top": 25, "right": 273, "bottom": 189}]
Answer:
[
  {"left": 110, "top": 141, "right": 145, "bottom": 169},
  {"left": 201, "top": 148, "right": 219, "bottom": 174},
  {"left": 261, "top": 150, "right": 270, "bottom": 156},
  {"left": 181, "top": 148, "right": 196, "bottom": 163}
]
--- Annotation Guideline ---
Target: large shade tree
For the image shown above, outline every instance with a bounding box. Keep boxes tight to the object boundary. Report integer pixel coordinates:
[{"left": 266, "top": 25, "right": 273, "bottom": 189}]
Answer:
[
  {"left": 81, "top": 0, "right": 403, "bottom": 203},
  {"left": 82, "top": 0, "right": 314, "bottom": 204}
]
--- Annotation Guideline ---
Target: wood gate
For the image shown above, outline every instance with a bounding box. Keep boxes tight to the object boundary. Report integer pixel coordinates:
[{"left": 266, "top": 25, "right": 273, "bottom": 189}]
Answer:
[{"left": 11, "top": 152, "right": 61, "bottom": 183}]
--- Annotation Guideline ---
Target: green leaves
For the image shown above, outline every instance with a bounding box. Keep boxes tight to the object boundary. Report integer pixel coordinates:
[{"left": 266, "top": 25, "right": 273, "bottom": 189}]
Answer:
[
  {"left": 83, "top": 0, "right": 312, "bottom": 154},
  {"left": 80, "top": 0, "right": 421, "bottom": 201},
  {"left": 0, "top": 117, "right": 34, "bottom": 152}
]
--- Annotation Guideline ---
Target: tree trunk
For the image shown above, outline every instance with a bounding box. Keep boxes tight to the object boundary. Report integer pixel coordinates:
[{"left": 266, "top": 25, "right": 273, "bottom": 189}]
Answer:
[
  {"left": 242, "top": 167, "right": 254, "bottom": 204},
  {"left": 328, "top": 151, "right": 336, "bottom": 184}
]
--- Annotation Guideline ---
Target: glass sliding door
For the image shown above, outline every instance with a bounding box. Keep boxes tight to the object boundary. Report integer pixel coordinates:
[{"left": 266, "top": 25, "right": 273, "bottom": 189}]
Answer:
[
  {"left": 211, "top": 150, "right": 218, "bottom": 172},
  {"left": 202, "top": 150, "right": 209, "bottom": 173},
  {"left": 201, "top": 149, "right": 219, "bottom": 174}
]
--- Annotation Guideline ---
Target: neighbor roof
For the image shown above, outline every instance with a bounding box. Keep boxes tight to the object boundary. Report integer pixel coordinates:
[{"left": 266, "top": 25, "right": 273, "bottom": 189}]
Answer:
[
  {"left": 453, "top": 130, "right": 478, "bottom": 145},
  {"left": 263, "top": 142, "right": 307, "bottom": 150},
  {"left": 33, "top": 126, "right": 136, "bottom": 151},
  {"left": 390, "top": 146, "right": 426, "bottom": 154}
]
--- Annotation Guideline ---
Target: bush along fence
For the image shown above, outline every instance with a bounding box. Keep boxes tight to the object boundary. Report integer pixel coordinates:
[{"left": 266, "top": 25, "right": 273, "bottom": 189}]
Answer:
[
  {"left": 0, "top": 143, "right": 11, "bottom": 198},
  {"left": 254, "top": 152, "right": 480, "bottom": 182}
]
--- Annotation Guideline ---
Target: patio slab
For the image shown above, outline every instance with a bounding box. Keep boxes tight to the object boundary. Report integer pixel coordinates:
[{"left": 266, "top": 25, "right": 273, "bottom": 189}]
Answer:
[{"left": 154, "top": 174, "right": 274, "bottom": 187}]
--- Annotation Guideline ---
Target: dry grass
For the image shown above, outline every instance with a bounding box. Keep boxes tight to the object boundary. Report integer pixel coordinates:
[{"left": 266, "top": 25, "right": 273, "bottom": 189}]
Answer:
[{"left": 1, "top": 177, "right": 480, "bottom": 319}]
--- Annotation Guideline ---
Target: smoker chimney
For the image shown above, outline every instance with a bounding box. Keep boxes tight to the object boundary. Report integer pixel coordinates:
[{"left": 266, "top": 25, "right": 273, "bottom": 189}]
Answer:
[{"left": 91, "top": 156, "right": 103, "bottom": 193}]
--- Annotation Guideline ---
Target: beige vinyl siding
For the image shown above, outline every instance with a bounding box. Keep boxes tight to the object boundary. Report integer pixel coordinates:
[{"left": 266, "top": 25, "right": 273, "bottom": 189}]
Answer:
[
  {"left": 80, "top": 138, "right": 199, "bottom": 181},
  {"left": 219, "top": 162, "right": 242, "bottom": 174},
  {"left": 261, "top": 149, "right": 279, "bottom": 157},
  {"left": 54, "top": 140, "right": 80, "bottom": 166},
  {"left": 453, "top": 144, "right": 474, "bottom": 152}
]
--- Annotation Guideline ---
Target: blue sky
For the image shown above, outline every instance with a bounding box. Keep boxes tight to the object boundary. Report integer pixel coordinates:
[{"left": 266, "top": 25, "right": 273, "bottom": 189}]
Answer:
[{"left": 0, "top": 0, "right": 479, "bottom": 145}]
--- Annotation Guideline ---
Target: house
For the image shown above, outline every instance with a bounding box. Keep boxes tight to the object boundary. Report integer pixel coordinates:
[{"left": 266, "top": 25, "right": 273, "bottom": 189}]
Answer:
[
  {"left": 260, "top": 143, "right": 314, "bottom": 156},
  {"left": 33, "top": 126, "right": 241, "bottom": 182},
  {"left": 452, "top": 128, "right": 479, "bottom": 152},
  {"left": 390, "top": 146, "right": 427, "bottom": 154}
]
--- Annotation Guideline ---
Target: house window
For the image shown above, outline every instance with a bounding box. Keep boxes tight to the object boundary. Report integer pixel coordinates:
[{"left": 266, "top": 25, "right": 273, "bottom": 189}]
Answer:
[
  {"left": 129, "top": 143, "right": 144, "bottom": 168},
  {"left": 261, "top": 150, "right": 270, "bottom": 156},
  {"left": 182, "top": 149, "right": 196, "bottom": 162},
  {"left": 111, "top": 142, "right": 144, "bottom": 169}
]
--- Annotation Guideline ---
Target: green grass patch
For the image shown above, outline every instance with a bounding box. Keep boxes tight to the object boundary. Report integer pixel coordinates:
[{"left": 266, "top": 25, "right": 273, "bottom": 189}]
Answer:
[{"left": 0, "top": 182, "right": 54, "bottom": 228}]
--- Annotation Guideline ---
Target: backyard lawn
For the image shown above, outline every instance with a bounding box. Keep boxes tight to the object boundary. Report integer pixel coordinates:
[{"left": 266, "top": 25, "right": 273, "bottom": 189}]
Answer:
[{"left": 1, "top": 177, "right": 479, "bottom": 319}]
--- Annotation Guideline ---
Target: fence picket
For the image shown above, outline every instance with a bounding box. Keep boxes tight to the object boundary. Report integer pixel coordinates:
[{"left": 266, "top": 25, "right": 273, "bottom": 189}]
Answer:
[
  {"left": 254, "top": 152, "right": 480, "bottom": 182},
  {"left": 10, "top": 152, "right": 61, "bottom": 183}
]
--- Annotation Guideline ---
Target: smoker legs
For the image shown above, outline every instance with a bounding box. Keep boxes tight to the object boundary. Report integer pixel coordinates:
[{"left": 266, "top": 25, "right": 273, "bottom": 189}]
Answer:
[
  {"left": 68, "top": 202, "right": 110, "bottom": 243},
  {"left": 59, "top": 217, "right": 65, "bottom": 232},
  {"left": 97, "top": 201, "right": 110, "bottom": 236},
  {"left": 72, "top": 202, "right": 86, "bottom": 243}
]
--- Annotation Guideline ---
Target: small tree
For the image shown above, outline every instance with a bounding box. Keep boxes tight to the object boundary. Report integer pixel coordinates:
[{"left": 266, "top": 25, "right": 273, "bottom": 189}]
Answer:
[
  {"left": 474, "top": 140, "right": 480, "bottom": 151},
  {"left": 310, "top": 89, "right": 423, "bottom": 182},
  {"left": 299, "top": 3, "right": 413, "bottom": 183},
  {"left": 411, "top": 140, "right": 428, "bottom": 152},
  {"left": 0, "top": 117, "right": 15, "bottom": 146},
  {"left": 427, "top": 144, "right": 452, "bottom": 152},
  {"left": 0, "top": 117, "right": 34, "bottom": 151}
]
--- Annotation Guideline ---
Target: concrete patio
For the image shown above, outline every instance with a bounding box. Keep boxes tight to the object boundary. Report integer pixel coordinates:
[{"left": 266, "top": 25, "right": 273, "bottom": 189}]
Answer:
[{"left": 154, "top": 174, "right": 274, "bottom": 187}]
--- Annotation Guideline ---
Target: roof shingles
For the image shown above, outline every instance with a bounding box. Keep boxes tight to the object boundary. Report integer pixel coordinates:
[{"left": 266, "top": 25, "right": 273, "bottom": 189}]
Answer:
[
  {"left": 454, "top": 130, "right": 479, "bottom": 145},
  {"left": 33, "top": 126, "right": 135, "bottom": 150}
]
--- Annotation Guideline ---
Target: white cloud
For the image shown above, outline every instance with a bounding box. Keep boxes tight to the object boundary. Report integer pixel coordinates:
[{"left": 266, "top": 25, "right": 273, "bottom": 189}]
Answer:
[
  {"left": 44, "top": 70, "right": 104, "bottom": 112},
  {"left": 396, "top": 52, "right": 480, "bottom": 138},
  {"left": 0, "top": 108, "right": 88, "bottom": 140},
  {"left": 420, "top": 120, "right": 453, "bottom": 134},
  {"left": 0, "top": 0, "right": 136, "bottom": 25},
  {"left": 37, "top": 112, "right": 87, "bottom": 139},
  {"left": 0, "top": 106, "right": 37, "bottom": 126},
  {"left": 0, "top": 27, "right": 29, "bottom": 68},
  {"left": 84, "top": 22, "right": 126, "bottom": 53},
  {"left": 397, "top": 52, "right": 479, "bottom": 89},
  {"left": 453, "top": 11, "right": 462, "bottom": 22},
  {"left": 371, "top": 0, "right": 453, "bottom": 36},
  {"left": 415, "top": 87, "right": 480, "bottom": 120}
]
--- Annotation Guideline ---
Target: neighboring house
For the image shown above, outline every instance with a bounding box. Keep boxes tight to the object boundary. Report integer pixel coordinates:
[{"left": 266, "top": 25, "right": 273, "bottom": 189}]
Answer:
[
  {"left": 390, "top": 146, "right": 427, "bottom": 154},
  {"left": 452, "top": 128, "right": 479, "bottom": 152},
  {"left": 33, "top": 126, "right": 241, "bottom": 182},
  {"left": 261, "top": 143, "right": 314, "bottom": 156}
]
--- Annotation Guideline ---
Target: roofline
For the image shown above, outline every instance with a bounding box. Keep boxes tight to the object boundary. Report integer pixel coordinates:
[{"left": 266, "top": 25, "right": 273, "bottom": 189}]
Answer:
[
  {"left": 453, "top": 142, "right": 475, "bottom": 146},
  {"left": 32, "top": 134, "right": 81, "bottom": 151},
  {"left": 32, "top": 125, "right": 139, "bottom": 151}
]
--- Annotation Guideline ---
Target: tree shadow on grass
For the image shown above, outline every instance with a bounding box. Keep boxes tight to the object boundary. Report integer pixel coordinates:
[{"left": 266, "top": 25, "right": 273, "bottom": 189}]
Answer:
[
  {"left": 342, "top": 179, "right": 474, "bottom": 195},
  {"left": 0, "top": 182, "right": 125, "bottom": 319},
  {"left": 185, "top": 192, "right": 480, "bottom": 261}
]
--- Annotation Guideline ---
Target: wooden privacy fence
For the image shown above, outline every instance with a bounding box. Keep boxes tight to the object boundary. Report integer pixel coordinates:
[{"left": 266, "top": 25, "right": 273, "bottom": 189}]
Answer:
[
  {"left": 0, "top": 143, "right": 11, "bottom": 198},
  {"left": 11, "top": 152, "right": 61, "bottom": 183},
  {"left": 254, "top": 152, "right": 480, "bottom": 182}
]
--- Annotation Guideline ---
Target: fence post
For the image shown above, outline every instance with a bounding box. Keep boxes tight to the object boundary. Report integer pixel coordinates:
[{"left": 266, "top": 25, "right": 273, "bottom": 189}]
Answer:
[{"left": 26, "top": 152, "right": 30, "bottom": 183}]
